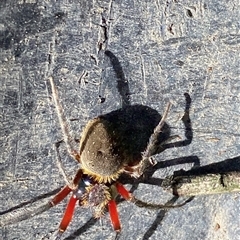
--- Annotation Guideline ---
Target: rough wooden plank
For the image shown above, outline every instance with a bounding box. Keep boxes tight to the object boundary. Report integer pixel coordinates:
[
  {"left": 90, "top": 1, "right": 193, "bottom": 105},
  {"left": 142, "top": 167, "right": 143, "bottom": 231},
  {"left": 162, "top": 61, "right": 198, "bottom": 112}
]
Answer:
[{"left": 0, "top": 0, "right": 239, "bottom": 240}]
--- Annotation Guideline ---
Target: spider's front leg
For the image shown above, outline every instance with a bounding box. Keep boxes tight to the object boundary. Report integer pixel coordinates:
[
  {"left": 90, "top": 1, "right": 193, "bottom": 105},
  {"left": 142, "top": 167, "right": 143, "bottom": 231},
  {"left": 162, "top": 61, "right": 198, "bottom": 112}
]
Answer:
[
  {"left": 124, "top": 102, "right": 173, "bottom": 178},
  {"left": 49, "top": 77, "right": 81, "bottom": 163}
]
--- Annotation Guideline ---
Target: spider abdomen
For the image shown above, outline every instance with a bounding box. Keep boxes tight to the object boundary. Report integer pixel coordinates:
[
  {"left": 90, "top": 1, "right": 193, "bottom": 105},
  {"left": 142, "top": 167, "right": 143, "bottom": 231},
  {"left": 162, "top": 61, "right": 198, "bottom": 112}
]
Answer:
[{"left": 79, "top": 105, "right": 170, "bottom": 183}]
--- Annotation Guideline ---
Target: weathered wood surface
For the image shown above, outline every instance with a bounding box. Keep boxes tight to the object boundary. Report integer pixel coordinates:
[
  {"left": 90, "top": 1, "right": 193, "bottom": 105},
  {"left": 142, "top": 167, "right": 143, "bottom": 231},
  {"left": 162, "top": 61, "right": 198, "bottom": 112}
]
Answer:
[{"left": 0, "top": 1, "right": 239, "bottom": 240}]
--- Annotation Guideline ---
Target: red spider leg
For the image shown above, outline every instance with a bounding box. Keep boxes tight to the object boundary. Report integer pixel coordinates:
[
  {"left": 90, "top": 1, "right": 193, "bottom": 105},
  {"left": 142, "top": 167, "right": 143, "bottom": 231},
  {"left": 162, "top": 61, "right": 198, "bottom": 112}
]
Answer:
[
  {"left": 72, "top": 168, "right": 84, "bottom": 185},
  {"left": 108, "top": 199, "right": 121, "bottom": 232},
  {"left": 108, "top": 182, "right": 133, "bottom": 232},
  {"left": 50, "top": 169, "right": 83, "bottom": 206},
  {"left": 50, "top": 186, "right": 72, "bottom": 206},
  {"left": 0, "top": 173, "right": 82, "bottom": 227},
  {"left": 115, "top": 182, "right": 132, "bottom": 201},
  {"left": 58, "top": 195, "right": 78, "bottom": 233},
  {"left": 57, "top": 169, "right": 83, "bottom": 234}
]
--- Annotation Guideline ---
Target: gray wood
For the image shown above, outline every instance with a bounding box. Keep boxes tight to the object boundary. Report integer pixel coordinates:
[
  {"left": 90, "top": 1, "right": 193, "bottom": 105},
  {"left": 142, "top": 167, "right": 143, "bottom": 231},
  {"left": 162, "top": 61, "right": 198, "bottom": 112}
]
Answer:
[{"left": 0, "top": 1, "right": 239, "bottom": 240}]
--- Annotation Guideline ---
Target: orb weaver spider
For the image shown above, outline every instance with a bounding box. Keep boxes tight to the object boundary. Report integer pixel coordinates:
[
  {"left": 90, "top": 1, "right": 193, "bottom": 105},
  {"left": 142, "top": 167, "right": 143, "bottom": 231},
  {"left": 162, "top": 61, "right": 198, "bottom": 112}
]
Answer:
[{"left": 0, "top": 75, "right": 191, "bottom": 239}]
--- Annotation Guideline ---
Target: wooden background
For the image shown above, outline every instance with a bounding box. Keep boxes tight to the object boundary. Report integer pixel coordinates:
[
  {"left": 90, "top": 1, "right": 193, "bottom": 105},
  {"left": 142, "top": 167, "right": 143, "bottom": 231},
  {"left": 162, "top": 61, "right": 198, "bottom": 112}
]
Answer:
[{"left": 0, "top": 0, "right": 239, "bottom": 239}]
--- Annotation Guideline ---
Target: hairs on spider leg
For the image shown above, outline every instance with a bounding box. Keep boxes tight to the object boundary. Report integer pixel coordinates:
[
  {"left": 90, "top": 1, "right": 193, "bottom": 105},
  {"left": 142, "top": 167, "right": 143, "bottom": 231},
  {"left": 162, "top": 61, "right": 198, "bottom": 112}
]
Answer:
[
  {"left": 53, "top": 142, "right": 74, "bottom": 187},
  {"left": 129, "top": 102, "right": 173, "bottom": 177},
  {"left": 49, "top": 77, "right": 80, "bottom": 161}
]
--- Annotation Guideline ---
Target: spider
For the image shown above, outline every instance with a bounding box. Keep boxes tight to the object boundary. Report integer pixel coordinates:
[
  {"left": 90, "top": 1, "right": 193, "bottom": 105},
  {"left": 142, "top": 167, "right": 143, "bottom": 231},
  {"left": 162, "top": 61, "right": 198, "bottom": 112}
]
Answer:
[{"left": 0, "top": 76, "right": 190, "bottom": 239}]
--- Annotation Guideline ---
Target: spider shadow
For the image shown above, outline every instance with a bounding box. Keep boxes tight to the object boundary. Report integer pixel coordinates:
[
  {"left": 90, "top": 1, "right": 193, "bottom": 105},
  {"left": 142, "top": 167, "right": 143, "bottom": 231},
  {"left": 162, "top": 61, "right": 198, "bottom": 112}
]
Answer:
[
  {"left": 105, "top": 50, "right": 193, "bottom": 154},
  {"left": 105, "top": 50, "right": 131, "bottom": 107},
  {"left": 0, "top": 187, "right": 62, "bottom": 215},
  {"left": 171, "top": 155, "right": 240, "bottom": 177},
  {"left": 63, "top": 217, "right": 98, "bottom": 240}
]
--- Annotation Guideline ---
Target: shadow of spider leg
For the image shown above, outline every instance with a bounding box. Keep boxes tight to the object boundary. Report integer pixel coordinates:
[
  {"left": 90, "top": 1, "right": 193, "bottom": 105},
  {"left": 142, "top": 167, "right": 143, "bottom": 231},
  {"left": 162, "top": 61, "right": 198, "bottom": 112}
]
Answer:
[{"left": 0, "top": 171, "right": 80, "bottom": 232}]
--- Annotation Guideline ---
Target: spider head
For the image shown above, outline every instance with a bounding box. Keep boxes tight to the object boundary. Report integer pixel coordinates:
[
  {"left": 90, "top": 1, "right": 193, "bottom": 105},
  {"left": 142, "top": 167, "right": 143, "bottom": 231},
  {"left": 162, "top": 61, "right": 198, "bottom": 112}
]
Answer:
[{"left": 73, "top": 173, "right": 112, "bottom": 218}]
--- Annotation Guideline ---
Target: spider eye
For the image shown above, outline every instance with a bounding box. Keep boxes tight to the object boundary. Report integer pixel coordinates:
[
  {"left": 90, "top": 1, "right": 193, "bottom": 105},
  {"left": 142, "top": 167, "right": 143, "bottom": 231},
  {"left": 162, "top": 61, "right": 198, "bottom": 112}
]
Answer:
[
  {"left": 83, "top": 177, "right": 91, "bottom": 186},
  {"left": 74, "top": 177, "right": 92, "bottom": 199}
]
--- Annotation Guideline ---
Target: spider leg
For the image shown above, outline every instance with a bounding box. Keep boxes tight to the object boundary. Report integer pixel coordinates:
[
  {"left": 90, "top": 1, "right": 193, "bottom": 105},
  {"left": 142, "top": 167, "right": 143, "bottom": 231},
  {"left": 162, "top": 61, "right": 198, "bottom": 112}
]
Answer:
[
  {"left": 108, "top": 200, "right": 121, "bottom": 232},
  {"left": 54, "top": 169, "right": 84, "bottom": 236},
  {"left": 107, "top": 181, "right": 134, "bottom": 232},
  {"left": 106, "top": 182, "right": 133, "bottom": 232},
  {"left": 0, "top": 170, "right": 83, "bottom": 229},
  {"left": 49, "top": 76, "right": 80, "bottom": 162},
  {"left": 115, "top": 182, "right": 133, "bottom": 200},
  {"left": 125, "top": 102, "right": 172, "bottom": 178},
  {"left": 54, "top": 142, "right": 73, "bottom": 186},
  {"left": 139, "top": 102, "right": 172, "bottom": 173},
  {"left": 143, "top": 102, "right": 172, "bottom": 158},
  {"left": 0, "top": 185, "right": 72, "bottom": 227},
  {"left": 154, "top": 134, "right": 181, "bottom": 153},
  {"left": 57, "top": 195, "right": 78, "bottom": 235},
  {"left": 53, "top": 139, "right": 84, "bottom": 188},
  {"left": 115, "top": 182, "right": 192, "bottom": 210},
  {"left": 50, "top": 185, "right": 72, "bottom": 206}
]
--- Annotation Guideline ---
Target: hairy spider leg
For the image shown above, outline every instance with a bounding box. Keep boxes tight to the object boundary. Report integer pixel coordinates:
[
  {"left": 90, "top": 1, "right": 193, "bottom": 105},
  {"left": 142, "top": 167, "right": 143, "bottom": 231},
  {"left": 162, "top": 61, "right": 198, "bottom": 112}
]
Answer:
[
  {"left": 50, "top": 169, "right": 83, "bottom": 206},
  {"left": 49, "top": 76, "right": 80, "bottom": 162},
  {"left": 122, "top": 102, "right": 173, "bottom": 178},
  {"left": 145, "top": 102, "right": 172, "bottom": 156},
  {"left": 133, "top": 102, "right": 172, "bottom": 176}
]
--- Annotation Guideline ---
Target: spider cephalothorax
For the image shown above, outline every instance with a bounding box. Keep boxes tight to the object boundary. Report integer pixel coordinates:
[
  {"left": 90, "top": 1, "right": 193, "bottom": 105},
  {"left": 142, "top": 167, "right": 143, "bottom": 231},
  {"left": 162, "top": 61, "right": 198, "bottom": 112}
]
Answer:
[{"left": 69, "top": 172, "right": 112, "bottom": 218}]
